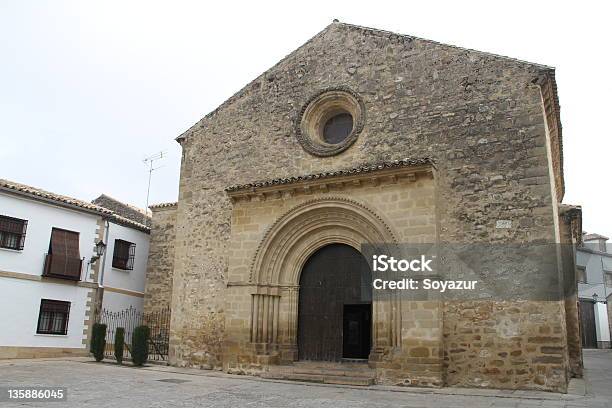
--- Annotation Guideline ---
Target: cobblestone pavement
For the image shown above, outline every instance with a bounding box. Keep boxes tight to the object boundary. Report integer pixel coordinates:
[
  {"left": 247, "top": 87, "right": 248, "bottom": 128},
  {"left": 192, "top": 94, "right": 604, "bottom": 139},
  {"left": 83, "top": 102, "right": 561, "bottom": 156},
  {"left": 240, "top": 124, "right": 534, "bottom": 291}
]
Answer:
[{"left": 0, "top": 349, "right": 610, "bottom": 407}]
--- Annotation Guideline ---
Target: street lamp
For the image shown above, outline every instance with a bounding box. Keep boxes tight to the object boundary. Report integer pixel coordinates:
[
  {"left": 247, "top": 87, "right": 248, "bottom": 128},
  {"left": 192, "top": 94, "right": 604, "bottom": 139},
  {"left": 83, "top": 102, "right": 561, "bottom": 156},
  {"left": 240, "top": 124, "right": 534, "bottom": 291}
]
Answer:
[{"left": 90, "top": 240, "right": 106, "bottom": 264}]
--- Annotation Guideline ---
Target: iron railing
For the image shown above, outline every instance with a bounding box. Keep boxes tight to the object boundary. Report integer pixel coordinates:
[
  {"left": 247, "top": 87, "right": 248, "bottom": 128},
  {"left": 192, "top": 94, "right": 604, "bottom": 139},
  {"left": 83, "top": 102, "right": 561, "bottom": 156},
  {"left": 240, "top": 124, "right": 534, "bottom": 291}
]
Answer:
[{"left": 97, "top": 306, "right": 170, "bottom": 362}]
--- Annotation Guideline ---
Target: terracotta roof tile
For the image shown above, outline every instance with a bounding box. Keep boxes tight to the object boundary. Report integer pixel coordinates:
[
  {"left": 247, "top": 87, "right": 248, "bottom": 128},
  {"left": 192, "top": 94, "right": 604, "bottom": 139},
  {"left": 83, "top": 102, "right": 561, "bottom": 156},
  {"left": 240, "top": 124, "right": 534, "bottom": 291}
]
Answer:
[
  {"left": 0, "top": 178, "right": 111, "bottom": 215},
  {"left": 0, "top": 179, "right": 151, "bottom": 233},
  {"left": 226, "top": 157, "right": 434, "bottom": 193},
  {"left": 149, "top": 202, "right": 178, "bottom": 210}
]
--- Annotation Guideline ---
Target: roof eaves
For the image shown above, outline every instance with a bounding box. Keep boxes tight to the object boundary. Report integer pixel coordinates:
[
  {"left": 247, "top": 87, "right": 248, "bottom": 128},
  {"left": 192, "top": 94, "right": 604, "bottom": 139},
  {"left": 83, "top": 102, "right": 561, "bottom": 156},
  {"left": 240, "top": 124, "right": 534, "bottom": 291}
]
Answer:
[
  {"left": 226, "top": 157, "right": 434, "bottom": 193},
  {"left": 109, "top": 213, "right": 151, "bottom": 234},
  {"left": 0, "top": 179, "right": 111, "bottom": 217},
  {"left": 149, "top": 202, "right": 178, "bottom": 210}
]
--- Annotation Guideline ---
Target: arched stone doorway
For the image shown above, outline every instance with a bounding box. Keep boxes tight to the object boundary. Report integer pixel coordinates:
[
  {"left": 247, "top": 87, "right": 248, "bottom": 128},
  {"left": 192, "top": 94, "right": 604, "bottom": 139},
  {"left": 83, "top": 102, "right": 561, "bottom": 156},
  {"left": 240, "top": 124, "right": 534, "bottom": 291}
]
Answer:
[
  {"left": 241, "top": 197, "right": 401, "bottom": 363},
  {"left": 298, "top": 243, "right": 372, "bottom": 361}
]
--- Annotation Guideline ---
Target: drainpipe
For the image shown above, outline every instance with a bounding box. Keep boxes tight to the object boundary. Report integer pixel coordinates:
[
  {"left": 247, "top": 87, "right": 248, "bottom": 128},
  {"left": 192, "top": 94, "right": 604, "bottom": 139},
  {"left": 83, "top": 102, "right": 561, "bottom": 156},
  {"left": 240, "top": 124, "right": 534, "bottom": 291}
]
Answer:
[
  {"left": 94, "top": 220, "right": 111, "bottom": 319},
  {"left": 99, "top": 220, "right": 110, "bottom": 287}
]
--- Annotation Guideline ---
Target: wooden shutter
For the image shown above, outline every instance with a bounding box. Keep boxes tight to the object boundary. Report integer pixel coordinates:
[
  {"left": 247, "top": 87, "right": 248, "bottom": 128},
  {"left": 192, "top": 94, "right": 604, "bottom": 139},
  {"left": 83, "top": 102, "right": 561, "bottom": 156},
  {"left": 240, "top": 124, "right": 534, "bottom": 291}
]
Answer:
[{"left": 48, "top": 228, "right": 81, "bottom": 279}]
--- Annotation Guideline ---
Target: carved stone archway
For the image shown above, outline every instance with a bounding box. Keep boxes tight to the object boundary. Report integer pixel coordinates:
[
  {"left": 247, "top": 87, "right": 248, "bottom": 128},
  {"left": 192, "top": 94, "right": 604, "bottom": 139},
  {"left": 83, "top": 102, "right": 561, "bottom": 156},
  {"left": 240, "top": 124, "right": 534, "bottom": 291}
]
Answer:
[
  {"left": 249, "top": 197, "right": 397, "bottom": 285},
  {"left": 247, "top": 197, "right": 400, "bottom": 362}
]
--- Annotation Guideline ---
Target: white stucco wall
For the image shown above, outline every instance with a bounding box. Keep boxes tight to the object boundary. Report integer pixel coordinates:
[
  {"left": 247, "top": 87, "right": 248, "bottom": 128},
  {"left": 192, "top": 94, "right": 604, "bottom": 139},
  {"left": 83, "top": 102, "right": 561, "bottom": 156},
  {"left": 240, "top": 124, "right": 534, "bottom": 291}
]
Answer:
[
  {"left": 0, "top": 193, "right": 100, "bottom": 280},
  {"left": 594, "top": 302, "right": 611, "bottom": 343},
  {"left": 0, "top": 193, "right": 101, "bottom": 350},
  {"left": 576, "top": 246, "right": 612, "bottom": 344},
  {"left": 0, "top": 277, "right": 91, "bottom": 348},
  {"left": 100, "top": 221, "right": 150, "bottom": 313},
  {"left": 103, "top": 290, "right": 144, "bottom": 312}
]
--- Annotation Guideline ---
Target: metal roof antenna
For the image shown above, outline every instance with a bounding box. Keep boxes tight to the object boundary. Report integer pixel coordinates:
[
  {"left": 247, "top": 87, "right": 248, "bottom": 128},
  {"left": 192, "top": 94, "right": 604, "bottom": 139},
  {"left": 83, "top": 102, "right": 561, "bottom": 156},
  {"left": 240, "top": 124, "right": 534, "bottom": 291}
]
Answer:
[{"left": 143, "top": 151, "right": 166, "bottom": 210}]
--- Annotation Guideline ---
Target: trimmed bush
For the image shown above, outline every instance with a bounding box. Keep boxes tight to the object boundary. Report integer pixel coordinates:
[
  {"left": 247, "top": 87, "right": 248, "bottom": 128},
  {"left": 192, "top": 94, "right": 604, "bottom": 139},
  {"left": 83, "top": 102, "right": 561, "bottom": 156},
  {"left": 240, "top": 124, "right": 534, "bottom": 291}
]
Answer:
[
  {"left": 114, "top": 327, "right": 125, "bottom": 364},
  {"left": 132, "top": 325, "right": 150, "bottom": 366},
  {"left": 90, "top": 323, "right": 107, "bottom": 362}
]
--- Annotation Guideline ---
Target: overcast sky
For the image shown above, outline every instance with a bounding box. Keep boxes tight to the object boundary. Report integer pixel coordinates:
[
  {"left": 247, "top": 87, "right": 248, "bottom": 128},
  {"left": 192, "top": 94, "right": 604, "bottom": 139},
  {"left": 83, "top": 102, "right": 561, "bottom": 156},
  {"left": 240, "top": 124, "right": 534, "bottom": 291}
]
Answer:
[{"left": 1, "top": 1, "right": 610, "bottom": 236}]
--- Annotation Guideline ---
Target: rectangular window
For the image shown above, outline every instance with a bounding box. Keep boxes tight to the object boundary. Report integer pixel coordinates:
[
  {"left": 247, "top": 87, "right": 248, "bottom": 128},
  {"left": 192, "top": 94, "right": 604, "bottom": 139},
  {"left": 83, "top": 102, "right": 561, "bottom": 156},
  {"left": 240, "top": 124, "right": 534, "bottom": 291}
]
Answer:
[
  {"left": 112, "top": 239, "right": 136, "bottom": 270},
  {"left": 0, "top": 215, "right": 28, "bottom": 250},
  {"left": 43, "top": 228, "right": 82, "bottom": 280},
  {"left": 605, "top": 272, "right": 612, "bottom": 288},
  {"left": 36, "top": 299, "right": 70, "bottom": 335},
  {"left": 576, "top": 266, "right": 586, "bottom": 284}
]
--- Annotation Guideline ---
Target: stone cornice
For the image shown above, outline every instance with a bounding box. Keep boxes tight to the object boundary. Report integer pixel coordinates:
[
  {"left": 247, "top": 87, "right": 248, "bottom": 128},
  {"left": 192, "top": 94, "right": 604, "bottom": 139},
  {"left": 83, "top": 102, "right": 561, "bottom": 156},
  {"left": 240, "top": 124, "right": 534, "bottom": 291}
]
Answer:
[{"left": 226, "top": 158, "right": 434, "bottom": 201}]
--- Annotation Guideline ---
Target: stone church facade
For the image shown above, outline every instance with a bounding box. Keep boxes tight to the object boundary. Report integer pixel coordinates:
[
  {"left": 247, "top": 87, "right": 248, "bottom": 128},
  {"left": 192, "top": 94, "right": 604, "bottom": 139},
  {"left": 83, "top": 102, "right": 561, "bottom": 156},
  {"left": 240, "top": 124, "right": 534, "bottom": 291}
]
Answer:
[{"left": 144, "top": 22, "right": 583, "bottom": 392}]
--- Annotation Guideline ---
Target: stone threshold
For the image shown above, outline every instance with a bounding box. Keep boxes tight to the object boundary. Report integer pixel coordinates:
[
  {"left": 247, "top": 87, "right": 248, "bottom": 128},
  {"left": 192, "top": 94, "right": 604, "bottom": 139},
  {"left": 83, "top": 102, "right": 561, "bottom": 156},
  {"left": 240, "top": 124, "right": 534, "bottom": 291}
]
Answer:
[{"left": 0, "top": 357, "right": 586, "bottom": 401}]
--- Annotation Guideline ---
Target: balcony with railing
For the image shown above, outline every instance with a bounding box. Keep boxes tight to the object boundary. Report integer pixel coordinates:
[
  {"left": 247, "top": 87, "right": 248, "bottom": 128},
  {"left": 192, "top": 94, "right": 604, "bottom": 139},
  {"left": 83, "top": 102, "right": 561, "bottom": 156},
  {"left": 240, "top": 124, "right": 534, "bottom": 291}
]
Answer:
[{"left": 42, "top": 253, "right": 83, "bottom": 281}]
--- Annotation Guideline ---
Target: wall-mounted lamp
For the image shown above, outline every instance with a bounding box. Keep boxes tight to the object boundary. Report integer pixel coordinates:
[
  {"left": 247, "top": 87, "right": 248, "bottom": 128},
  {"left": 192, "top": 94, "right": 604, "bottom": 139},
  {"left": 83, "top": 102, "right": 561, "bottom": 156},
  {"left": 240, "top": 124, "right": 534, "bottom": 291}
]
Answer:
[{"left": 89, "top": 240, "right": 106, "bottom": 264}]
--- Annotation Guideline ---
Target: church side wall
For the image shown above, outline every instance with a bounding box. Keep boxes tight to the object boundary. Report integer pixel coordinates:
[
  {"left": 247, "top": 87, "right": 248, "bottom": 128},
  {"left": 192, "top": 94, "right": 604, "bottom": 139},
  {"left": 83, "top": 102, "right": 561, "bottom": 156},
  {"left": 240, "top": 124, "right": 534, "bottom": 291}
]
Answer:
[{"left": 143, "top": 204, "right": 177, "bottom": 315}]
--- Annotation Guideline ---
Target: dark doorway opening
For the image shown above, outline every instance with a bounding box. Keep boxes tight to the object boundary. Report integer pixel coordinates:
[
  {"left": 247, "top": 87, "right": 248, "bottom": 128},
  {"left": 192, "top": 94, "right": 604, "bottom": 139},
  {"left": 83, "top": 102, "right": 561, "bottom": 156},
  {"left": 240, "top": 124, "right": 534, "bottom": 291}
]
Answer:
[
  {"left": 343, "top": 304, "right": 371, "bottom": 359},
  {"left": 579, "top": 300, "right": 598, "bottom": 349},
  {"left": 298, "top": 243, "right": 372, "bottom": 362}
]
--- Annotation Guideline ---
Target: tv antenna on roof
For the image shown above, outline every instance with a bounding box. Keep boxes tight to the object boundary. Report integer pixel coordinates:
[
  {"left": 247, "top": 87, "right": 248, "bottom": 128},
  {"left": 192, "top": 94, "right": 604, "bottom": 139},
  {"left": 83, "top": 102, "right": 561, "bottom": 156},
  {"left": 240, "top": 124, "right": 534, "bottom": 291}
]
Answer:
[{"left": 143, "top": 151, "right": 165, "bottom": 210}]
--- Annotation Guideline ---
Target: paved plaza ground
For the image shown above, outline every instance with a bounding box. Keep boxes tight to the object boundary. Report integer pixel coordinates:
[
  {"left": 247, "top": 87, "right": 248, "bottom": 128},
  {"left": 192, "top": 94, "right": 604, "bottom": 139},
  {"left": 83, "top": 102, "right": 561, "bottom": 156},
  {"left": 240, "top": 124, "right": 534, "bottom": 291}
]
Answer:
[{"left": 0, "top": 349, "right": 610, "bottom": 407}]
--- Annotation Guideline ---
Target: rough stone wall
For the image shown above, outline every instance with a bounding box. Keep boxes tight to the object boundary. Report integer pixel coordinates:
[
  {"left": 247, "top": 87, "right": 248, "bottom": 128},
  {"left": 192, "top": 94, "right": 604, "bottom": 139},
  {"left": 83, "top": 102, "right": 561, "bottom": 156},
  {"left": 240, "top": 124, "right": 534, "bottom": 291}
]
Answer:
[
  {"left": 443, "top": 301, "right": 568, "bottom": 390},
  {"left": 170, "top": 22, "right": 566, "bottom": 390},
  {"left": 143, "top": 204, "right": 177, "bottom": 314}
]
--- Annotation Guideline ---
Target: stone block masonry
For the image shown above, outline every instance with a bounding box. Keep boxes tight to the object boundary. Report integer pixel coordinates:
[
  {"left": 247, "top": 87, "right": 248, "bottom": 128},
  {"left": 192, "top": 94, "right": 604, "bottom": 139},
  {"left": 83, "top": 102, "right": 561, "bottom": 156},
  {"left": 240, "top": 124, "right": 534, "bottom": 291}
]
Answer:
[
  {"left": 143, "top": 21, "right": 575, "bottom": 392},
  {"left": 143, "top": 203, "right": 177, "bottom": 315}
]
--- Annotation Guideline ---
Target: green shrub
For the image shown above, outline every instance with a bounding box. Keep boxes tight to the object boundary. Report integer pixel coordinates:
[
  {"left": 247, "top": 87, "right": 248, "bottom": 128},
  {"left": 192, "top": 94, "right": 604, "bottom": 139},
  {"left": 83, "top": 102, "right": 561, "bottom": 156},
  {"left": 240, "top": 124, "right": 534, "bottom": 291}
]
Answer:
[
  {"left": 114, "top": 327, "right": 125, "bottom": 364},
  {"left": 132, "top": 325, "right": 150, "bottom": 366},
  {"left": 90, "top": 323, "right": 107, "bottom": 362}
]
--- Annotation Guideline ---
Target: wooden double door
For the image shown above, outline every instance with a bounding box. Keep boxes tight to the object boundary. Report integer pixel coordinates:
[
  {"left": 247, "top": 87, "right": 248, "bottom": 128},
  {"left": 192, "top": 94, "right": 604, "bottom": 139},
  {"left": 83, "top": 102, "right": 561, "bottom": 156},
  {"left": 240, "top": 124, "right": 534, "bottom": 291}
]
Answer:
[{"left": 297, "top": 244, "right": 372, "bottom": 361}]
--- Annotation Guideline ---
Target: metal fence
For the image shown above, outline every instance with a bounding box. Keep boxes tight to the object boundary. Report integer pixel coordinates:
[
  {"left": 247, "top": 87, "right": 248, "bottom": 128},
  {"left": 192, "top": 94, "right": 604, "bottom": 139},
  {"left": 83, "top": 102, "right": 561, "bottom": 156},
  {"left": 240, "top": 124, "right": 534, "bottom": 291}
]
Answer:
[{"left": 96, "top": 306, "right": 170, "bottom": 362}]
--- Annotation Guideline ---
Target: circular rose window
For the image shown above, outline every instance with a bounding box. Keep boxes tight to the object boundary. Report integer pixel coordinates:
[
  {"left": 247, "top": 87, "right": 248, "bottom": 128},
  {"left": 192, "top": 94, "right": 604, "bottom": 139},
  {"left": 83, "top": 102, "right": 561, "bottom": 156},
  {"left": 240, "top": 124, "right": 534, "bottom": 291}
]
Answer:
[
  {"left": 323, "top": 112, "right": 353, "bottom": 144},
  {"left": 296, "top": 87, "right": 365, "bottom": 156}
]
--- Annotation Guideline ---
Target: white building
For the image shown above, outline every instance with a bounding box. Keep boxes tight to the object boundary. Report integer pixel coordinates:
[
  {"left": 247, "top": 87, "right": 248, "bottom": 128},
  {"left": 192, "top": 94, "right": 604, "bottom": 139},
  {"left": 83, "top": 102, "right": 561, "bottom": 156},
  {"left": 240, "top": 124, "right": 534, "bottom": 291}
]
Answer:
[
  {"left": 0, "top": 179, "right": 150, "bottom": 359},
  {"left": 577, "top": 232, "right": 612, "bottom": 349},
  {"left": 91, "top": 194, "right": 151, "bottom": 313}
]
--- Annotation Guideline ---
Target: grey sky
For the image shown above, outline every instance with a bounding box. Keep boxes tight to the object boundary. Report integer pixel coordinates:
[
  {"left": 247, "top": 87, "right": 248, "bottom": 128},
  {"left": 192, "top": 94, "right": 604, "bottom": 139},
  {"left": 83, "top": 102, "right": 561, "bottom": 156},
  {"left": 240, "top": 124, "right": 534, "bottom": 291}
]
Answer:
[{"left": 1, "top": 1, "right": 610, "bottom": 236}]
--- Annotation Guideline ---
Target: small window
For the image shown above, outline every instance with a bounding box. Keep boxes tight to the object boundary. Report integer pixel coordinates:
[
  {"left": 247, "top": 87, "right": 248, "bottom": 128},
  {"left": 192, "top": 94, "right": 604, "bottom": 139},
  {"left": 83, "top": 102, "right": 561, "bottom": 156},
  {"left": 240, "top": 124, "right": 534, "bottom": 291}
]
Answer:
[
  {"left": 0, "top": 215, "right": 28, "bottom": 250},
  {"left": 605, "top": 272, "right": 612, "bottom": 287},
  {"left": 112, "top": 239, "right": 136, "bottom": 270},
  {"left": 576, "top": 266, "right": 586, "bottom": 284},
  {"left": 37, "top": 299, "right": 70, "bottom": 335}
]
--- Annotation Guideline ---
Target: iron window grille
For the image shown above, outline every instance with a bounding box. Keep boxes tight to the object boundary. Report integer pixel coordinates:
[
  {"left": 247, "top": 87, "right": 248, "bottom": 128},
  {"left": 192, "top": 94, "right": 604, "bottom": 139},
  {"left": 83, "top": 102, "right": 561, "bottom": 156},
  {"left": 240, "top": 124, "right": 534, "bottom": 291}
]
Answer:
[
  {"left": 0, "top": 215, "right": 28, "bottom": 250},
  {"left": 36, "top": 299, "right": 70, "bottom": 335},
  {"left": 112, "top": 239, "right": 136, "bottom": 270}
]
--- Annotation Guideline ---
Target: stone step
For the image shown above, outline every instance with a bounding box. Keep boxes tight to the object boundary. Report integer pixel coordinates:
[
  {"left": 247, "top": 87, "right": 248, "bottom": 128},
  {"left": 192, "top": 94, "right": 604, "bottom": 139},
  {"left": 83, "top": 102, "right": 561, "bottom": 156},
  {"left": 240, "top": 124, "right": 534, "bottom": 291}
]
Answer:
[
  {"left": 291, "top": 367, "right": 374, "bottom": 378},
  {"left": 262, "top": 372, "right": 374, "bottom": 386},
  {"left": 322, "top": 375, "right": 374, "bottom": 386},
  {"left": 292, "top": 360, "right": 369, "bottom": 369}
]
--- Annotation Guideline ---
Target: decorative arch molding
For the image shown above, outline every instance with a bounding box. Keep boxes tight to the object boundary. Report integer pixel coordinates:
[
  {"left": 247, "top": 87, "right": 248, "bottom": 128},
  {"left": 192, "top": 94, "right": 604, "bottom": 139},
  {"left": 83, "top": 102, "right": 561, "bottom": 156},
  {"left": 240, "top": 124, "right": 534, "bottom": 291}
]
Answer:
[{"left": 249, "top": 196, "right": 398, "bottom": 286}]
